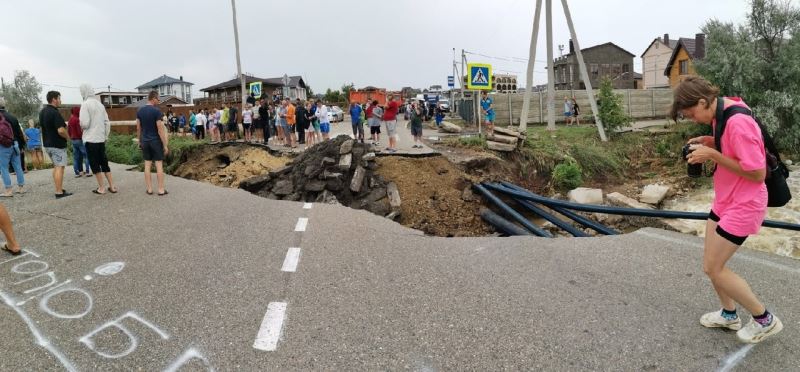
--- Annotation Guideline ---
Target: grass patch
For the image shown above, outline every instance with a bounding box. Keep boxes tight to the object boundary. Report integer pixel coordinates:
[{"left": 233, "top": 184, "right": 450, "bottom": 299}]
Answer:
[
  {"left": 105, "top": 134, "right": 208, "bottom": 173},
  {"left": 446, "top": 135, "right": 487, "bottom": 150},
  {"left": 519, "top": 123, "right": 707, "bottom": 188}
]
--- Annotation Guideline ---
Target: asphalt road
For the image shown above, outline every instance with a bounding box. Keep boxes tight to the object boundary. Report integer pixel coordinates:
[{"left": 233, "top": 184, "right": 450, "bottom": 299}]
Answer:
[{"left": 1, "top": 164, "right": 799, "bottom": 371}]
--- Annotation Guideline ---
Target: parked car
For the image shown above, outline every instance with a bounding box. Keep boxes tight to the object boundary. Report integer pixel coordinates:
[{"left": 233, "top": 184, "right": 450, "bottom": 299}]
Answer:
[
  {"left": 327, "top": 106, "right": 344, "bottom": 122},
  {"left": 438, "top": 98, "right": 450, "bottom": 113}
]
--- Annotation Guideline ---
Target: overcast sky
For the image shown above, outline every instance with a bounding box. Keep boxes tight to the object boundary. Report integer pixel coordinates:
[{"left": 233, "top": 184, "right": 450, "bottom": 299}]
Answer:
[{"left": 1, "top": 0, "right": 752, "bottom": 104}]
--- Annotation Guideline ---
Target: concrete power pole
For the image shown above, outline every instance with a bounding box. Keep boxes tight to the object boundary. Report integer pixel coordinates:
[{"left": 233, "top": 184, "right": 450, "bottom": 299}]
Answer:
[
  {"left": 517, "top": 0, "right": 543, "bottom": 133},
  {"left": 516, "top": 0, "right": 607, "bottom": 141},
  {"left": 231, "top": 0, "right": 246, "bottom": 123},
  {"left": 561, "top": 0, "right": 606, "bottom": 141}
]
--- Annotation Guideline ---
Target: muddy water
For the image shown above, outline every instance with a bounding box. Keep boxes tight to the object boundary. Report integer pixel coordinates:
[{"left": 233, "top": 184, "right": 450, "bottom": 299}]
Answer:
[{"left": 662, "top": 167, "right": 800, "bottom": 259}]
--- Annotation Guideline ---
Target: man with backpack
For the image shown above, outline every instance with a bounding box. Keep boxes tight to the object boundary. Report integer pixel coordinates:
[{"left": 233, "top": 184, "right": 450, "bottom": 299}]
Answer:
[
  {"left": 39, "top": 91, "right": 72, "bottom": 198},
  {"left": 0, "top": 97, "right": 25, "bottom": 197}
]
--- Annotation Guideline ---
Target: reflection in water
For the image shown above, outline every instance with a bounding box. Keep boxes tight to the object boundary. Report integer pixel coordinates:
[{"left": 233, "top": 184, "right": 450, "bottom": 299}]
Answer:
[{"left": 663, "top": 166, "right": 800, "bottom": 259}]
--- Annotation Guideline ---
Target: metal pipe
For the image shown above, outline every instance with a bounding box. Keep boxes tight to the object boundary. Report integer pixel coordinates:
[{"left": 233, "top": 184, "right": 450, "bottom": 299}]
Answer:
[
  {"left": 488, "top": 182, "right": 800, "bottom": 232},
  {"left": 511, "top": 198, "right": 588, "bottom": 237},
  {"left": 480, "top": 209, "right": 533, "bottom": 236},
  {"left": 473, "top": 184, "right": 553, "bottom": 237}
]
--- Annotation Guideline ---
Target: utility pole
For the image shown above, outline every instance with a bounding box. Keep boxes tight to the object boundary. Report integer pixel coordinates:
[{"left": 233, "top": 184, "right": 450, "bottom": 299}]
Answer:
[
  {"left": 231, "top": 0, "right": 246, "bottom": 125},
  {"left": 518, "top": 0, "right": 543, "bottom": 133},
  {"left": 108, "top": 84, "right": 112, "bottom": 109},
  {"left": 545, "top": 0, "right": 555, "bottom": 131}
]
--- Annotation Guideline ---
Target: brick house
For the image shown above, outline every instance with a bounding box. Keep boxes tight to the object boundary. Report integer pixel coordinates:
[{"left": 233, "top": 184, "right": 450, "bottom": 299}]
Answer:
[
  {"left": 552, "top": 40, "right": 636, "bottom": 90},
  {"left": 663, "top": 34, "right": 706, "bottom": 88}
]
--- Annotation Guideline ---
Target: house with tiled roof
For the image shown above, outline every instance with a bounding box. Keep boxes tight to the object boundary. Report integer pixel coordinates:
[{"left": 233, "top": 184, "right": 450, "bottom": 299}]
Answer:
[
  {"left": 641, "top": 34, "right": 679, "bottom": 89},
  {"left": 137, "top": 75, "right": 194, "bottom": 104},
  {"left": 552, "top": 40, "right": 636, "bottom": 90},
  {"left": 663, "top": 34, "right": 706, "bottom": 88},
  {"left": 195, "top": 74, "right": 307, "bottom": 107}
]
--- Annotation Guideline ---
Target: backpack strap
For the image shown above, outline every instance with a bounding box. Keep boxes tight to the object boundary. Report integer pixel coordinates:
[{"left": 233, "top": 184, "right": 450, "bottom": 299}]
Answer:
[{"left": 713, "top": 97, "right": 789, "bottom": 178}]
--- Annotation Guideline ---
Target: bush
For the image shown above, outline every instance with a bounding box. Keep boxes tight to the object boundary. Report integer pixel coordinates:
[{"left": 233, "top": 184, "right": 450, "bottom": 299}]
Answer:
[
  {"left": 552, "top": 159, "right": 583, "bottom": 190},
  {"left": 106, "top": 134, "right": 142, "bottom": 165}
]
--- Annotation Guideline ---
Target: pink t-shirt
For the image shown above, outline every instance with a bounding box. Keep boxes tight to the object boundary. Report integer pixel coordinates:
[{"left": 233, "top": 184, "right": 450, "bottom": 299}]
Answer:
[{"left": 711, "top": 97, "right": 768, "bottom": 236}]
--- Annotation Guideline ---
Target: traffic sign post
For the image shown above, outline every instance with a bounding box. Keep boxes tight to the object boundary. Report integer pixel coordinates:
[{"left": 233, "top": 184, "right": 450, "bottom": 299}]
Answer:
[
  {"left": 466, "top": 63, "right": 492, "bottom": 90},
  {"left": 447, "top": 76, "right": 455, "bottom": 88},
  {"left": 249, "top": 82, "right": 262, "bottom": 99}
]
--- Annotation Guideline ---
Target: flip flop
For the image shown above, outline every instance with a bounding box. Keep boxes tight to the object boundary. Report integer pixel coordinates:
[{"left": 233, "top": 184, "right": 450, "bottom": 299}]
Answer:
[
  {"left": 109, "top": 188, "right": 118, "bottom": 193},
  {"left": 0, "top": 193, "right": 12, "bottom": 198},
  {"left": 2, "top": 243, "right": 21, "bottom": 256},
  {"left": 92, "top": 189, "right": 106, "bottom": 195},
  {"left": 158, "top": 190, "right": 169, "bottom": 196},
  {"left": 146, "top": 190, "right": 153, "bottom": 195}
]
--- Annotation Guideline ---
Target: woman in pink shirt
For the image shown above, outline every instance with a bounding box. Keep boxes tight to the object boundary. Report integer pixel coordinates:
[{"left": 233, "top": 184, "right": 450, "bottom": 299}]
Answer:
[{"left": 671, "top": 76, "right": 782, "bottom": 344}]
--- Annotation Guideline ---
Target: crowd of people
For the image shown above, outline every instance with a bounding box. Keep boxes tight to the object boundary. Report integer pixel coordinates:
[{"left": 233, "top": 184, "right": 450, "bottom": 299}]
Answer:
[{"left": 176, "top": 94, "right": 434, "bottom": 154}]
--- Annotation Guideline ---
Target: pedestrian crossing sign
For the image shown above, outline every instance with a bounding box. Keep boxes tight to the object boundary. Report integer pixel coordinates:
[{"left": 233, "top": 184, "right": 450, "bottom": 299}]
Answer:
[
  {"left": 467, "top": 63, "right": 492, "bottom": 90},
  {"left": 249, "top": 82, "right": 262, "bottom": 98}
]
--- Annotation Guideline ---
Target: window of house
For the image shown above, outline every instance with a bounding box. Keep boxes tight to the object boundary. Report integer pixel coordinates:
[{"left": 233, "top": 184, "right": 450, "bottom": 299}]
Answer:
[
  {"left": 679, "top": 60, "right": 688, "bottom": 75},
  {"left": 103, "top": 97, "right": 110, "bottom": 104},
  {"left": 622, "top": 63, "right": 630, "bottom": 73},
  {"left": 120, "top": 97, "right": 127, "bottom": 104},
  {"left": 590, "top": 64, "right": 599, "bottom": 77}
]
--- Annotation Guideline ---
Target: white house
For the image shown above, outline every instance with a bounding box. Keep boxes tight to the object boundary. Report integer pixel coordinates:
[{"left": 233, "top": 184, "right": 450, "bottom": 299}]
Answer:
[
  {"left": 641, "top": 34, "right": 677, "bottom": 89},
  {"left": 137, "top": 75, "right": 194, "bottom": 104}
]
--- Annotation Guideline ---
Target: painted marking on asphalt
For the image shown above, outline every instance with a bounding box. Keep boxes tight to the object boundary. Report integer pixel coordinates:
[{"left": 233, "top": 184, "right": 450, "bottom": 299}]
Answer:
[
  {"left": 281, "top": 248, "right": 302, "bottom": 272},
  {"left": 294, "top": 218, "right": 308, "bottom": 232},
  {"left": 717, "top": 344, "right": 754, "bottom": 372},
  {"left": 15, "top": 279, "right": 73, "bottom": 306},
  {"left": 253, "top": 302, "right": 287, "bottom": 351},
  {"left": 0, "top": 290, "right": 78, "bottom": 372},
  {"left": 84, "top": 275, "right": 92, "bottom": 281},
  {"left": 303, "top": 203, "right": 313, "bottom": 209},
  {"left": 634, "top": 230, "right": 800, "bottom": 275}
]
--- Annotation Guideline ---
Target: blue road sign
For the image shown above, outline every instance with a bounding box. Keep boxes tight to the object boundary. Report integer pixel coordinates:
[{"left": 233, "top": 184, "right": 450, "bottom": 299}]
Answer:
[{"left": 447, "top": 76, "right": 455, "bottom": 87}]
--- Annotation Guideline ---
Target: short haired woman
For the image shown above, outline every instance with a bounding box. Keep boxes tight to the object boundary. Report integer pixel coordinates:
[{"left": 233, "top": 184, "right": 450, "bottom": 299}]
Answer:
[{"left": 672, "top": 76, "right": 782, "bottom": 343}]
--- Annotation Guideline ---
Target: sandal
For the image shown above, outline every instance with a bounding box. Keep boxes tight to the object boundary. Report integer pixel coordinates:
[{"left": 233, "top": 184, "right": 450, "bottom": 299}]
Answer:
[
  {"left": 109, "top": 187, "right": 118, "bottom": 194},
  {"left": 92, "top": 188, "right": 106, "bottom": 195},
  {"left": 158, "top": 190, "right": 169, "bottom": 196},
  {"left": 146, "top": 190, "right": 153, "bottom": 195},
  {"left": 1, "top": 192, "right": 12, "bottom": 198},
  {"left": 2, "top": 243, "right": 21, "bottom": 256}
]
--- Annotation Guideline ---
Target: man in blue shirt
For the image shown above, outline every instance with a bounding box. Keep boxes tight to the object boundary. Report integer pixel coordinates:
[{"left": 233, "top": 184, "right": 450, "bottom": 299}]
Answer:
[
  {"left": 136, "top": 91, "right": 170, "bottom": 196},
  {"left": 349, "top": 102, "right": 364, "bottom": 143}
]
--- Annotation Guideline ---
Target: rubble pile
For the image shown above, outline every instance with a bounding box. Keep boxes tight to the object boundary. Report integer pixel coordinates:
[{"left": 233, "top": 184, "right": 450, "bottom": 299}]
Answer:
[{"left": 239, "top": 136, "right": 401, "bottom": 218}]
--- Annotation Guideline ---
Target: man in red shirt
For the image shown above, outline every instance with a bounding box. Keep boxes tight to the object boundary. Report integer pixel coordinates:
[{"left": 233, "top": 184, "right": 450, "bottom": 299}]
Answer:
[
  {"left": 67, "top": 106, "right": 91, "bottom": 177},
  {"left": 381, "top": 95, "right": 400, "bottom": 153}
]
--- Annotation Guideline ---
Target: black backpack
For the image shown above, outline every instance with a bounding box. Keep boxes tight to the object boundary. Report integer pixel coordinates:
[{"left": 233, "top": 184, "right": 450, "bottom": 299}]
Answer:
[{"left": 714, "top": 98, "right": 792, "bottom": 207}]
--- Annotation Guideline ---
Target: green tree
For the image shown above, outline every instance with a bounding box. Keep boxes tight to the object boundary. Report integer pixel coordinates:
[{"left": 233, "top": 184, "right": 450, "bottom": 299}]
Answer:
[
  {"left": 341, "top": 83, "right": 355, "bottom": 103},
  {"left": 597, "top": 77, "right": 631, "bottom": 134},
  {"left": 3, "top": 70, "right": 42, "bottom": 121},
  {"left": 323, "top": 88, "right": 343, "bottom": 104},
  {"left": 695, "top": 0, "right": 800, "bottom": 152}
]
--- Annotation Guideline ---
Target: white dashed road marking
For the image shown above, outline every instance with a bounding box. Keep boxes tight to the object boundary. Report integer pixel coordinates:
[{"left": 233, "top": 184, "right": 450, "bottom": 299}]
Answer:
[
  {"left": 253, "top": 302, "right": 288, "bottom": 351},
  {"left": 294, "top": 218, "right": 308, "bottom": 232},
  {"left": 303, "top": 203, "right": 313, "bottom": 209},
  {"left": 281, "top": 248, "right": 302, "bottom": 273}
]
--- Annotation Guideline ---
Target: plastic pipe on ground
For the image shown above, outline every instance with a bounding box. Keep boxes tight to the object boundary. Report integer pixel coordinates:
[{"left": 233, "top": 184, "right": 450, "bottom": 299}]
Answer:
[
  {"left": 480, "top": 209, "right": 533, "bottom": 236},
  {"left": 499, "top": 182, "right": 618, "bottom": 235},
  {"left": 473, "top": 184, "right": 553, "bottom": 237},
  {"left": 489, "top": 182, "right": 800, "bottom": 232}
]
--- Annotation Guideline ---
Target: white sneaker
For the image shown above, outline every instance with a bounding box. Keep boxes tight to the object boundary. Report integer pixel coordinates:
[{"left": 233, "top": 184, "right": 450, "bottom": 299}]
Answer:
[
  {"left": 700, "top": 310, "right": 742, "bottom": 330},
  {"left": 737, "top": 315, "right": 783, "bottom": 343}
]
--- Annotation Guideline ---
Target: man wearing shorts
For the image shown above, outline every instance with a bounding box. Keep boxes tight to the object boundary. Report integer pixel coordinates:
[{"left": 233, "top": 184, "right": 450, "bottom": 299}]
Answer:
[
  {"left": 349, "top": 101, "right": 364, "bottom": 143},
  {"left": 382, "top": 95, "right": 399, "bottom": 153},
  {"left": 563, "top": 96, "right": 574, "bottom": 125},
  {"left": 136, "top": 91, "right": 170, "bottom": 196},
  {"left": 410, "top": 104, "right": 424, "bottom": 149},
  {"left": 39, "top": 91, "right": 72, "bottom": 198},
  {"left": 480, "top": 91, "right": 495, "bottom": 136},
  {"left": 367, "top": 100, "right": 382, "bottom": 146},
  {"left": 315, "top": 100, "right": 331, "bottom": 141}
]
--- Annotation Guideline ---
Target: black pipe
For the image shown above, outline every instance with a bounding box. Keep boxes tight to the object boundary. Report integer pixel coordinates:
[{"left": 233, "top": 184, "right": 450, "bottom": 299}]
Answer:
[
  {"left": 489, "top": 182, "right": 800, "bottom": 232},
  {"left": 480, "top": 209, "right": 533, "bottom": 236},
  {"left": 511, "top": 198, "right": 589, "bottom": 237},
  {"left": 500, "top": 182, "right": 617, "bottom": 235},
  {"left": 473, "top": 184, "right": 553, "bottom": 237}
]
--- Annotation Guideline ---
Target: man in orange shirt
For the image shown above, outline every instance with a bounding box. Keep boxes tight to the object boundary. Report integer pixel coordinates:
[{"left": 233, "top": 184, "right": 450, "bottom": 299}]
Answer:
[{"left": 285, "top": 98, "right": 297, "bottom": 148}]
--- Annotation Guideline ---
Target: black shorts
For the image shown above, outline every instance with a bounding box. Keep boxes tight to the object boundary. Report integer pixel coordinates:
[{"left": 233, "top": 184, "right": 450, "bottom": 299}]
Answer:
[
  {"left": 708, "top": 210, "right": 748, "bottom": 246},
  {"left": 411, "top": 124, "right": 423, "bottom": 137},
  {"left": 217, "top": 124, "right": 225, "bottom": 133},
  {"left": 228, "top": 123, "right": 238, "bottom": 133},
  {"left": 243, "top": 123, "right": 252, "bottom": 130},
  {"left": 85, "top": 142, "right": 110, "bottom": 173},
  {"left": 370, "top": 126, "right": 381, "bottom": 135},
  {"left": 141, "top": 140, "right": 164, "bottom": 161}
]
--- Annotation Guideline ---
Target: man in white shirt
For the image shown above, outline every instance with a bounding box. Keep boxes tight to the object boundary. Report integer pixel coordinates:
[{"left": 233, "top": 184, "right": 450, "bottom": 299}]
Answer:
[
  {"left": 195, "top": 110, "right": 207, "bottom": 140},
  {"left": 79, "top": 84, "right": 117, "bottom": 194},
  {"left": 315, "top": 100, "right": 331, "bottom": 140}
]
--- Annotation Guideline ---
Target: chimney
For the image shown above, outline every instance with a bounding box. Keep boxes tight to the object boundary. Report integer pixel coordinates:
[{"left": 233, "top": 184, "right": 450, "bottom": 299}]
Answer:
[
  {"left": 180, "top": 75, "right": 183, "bottom": 81},
  {"left": 695, "top": 33, "right": 705, "bottom": 59},
  {"left": 569, "top": 39, "right": 574, "bottom": 55},
  {"left": 663, "top": 33, "right": 670, "bottom": 46}
]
